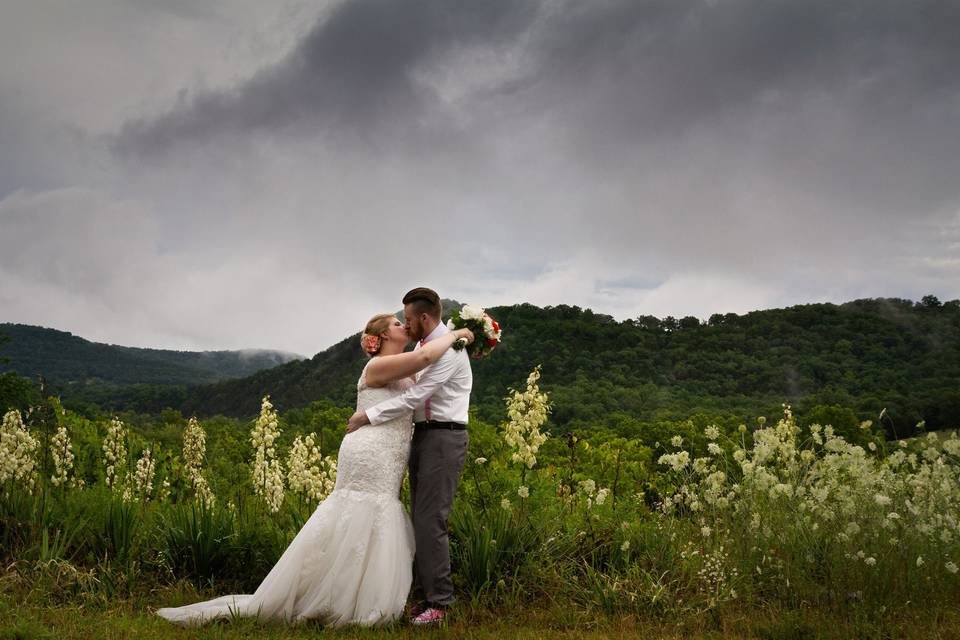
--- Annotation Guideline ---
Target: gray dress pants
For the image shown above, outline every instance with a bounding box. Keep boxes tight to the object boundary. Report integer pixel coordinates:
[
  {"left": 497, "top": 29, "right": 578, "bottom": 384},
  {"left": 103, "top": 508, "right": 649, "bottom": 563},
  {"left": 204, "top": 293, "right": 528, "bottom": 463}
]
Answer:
[{"left": 409, "top": 427, "right": 469, "bottom": 607}]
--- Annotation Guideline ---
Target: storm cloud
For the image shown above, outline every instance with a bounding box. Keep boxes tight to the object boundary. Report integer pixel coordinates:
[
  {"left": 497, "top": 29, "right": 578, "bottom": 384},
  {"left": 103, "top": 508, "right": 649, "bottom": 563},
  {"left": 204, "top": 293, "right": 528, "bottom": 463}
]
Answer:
[{"left": 2, "top": 0, "right": 959, "bottom": 354}]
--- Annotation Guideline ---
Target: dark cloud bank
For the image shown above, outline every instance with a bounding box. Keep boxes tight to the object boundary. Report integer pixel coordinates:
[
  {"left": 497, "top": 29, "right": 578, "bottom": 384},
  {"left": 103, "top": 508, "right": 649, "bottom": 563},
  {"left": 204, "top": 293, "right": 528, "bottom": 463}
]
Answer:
[{"left": 5, "top": 0, "right": 959, "bottom": 353}]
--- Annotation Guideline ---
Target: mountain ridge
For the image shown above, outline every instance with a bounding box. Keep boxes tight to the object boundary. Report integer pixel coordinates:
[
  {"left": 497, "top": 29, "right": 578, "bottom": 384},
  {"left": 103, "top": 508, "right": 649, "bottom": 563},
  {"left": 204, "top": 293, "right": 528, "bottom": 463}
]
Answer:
[
  {"left": 0, "top": 323, "right": 303, "bottom": 387},
  {"left": 180, "top": 297, "right": 960, "bottom": 437},
  {"left": 3, "top": 297, "right": 959, "bottom": 438}
]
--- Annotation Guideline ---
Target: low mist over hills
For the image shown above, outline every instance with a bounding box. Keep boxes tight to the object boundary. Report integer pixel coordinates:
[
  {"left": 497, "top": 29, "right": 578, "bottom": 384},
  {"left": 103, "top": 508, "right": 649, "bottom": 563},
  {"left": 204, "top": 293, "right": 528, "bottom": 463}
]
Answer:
[{"left": 0, "top": 323, "right": 302, "bottom": 397}]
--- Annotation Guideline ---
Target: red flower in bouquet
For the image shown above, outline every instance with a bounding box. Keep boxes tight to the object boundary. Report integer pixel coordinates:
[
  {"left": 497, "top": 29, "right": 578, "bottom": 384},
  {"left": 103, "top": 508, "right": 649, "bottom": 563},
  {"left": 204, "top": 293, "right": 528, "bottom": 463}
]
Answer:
[{"left": 447, "top": 304, "right": 502, "bottom": 360}]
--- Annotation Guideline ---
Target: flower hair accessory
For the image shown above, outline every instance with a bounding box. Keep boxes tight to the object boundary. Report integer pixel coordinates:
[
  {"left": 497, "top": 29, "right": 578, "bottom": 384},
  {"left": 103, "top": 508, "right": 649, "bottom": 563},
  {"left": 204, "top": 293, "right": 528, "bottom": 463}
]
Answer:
[{"left": 361, "top": 333, "right": 381, "bottom": 355}]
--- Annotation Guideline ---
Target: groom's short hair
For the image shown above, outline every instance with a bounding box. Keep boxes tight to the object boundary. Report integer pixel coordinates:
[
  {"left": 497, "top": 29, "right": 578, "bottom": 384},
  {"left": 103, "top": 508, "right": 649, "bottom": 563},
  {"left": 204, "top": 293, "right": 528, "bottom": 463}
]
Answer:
[{"left": 403, "top": 287, "right": 442, "bottom": 320}]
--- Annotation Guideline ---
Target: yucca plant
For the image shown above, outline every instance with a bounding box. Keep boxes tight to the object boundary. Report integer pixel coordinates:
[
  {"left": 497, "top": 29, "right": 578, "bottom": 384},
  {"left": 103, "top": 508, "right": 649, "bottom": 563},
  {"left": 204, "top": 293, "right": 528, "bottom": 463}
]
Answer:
[
  {"left": 99, "top": 498, "right": 139, "bottom": 565},
  {"left": 450, "top": 502, "right": 541, "bottom": 597},
  {"left": 158, "top": 500, "right": 236, "bottom": 588}
]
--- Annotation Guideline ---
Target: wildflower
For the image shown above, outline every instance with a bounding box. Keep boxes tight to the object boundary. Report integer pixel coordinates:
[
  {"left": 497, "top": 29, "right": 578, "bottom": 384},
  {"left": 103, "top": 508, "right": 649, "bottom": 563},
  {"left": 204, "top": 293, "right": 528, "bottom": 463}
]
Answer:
[
  {"left": 692, "top": 457, "right": 710, "bottom": 474},
  {"left": 503, "top": 366, "right": 551, "bottom": 468},
  {"left": 157, "top": 477, "right": 171, "bottom": 503},
  {"left": 701, "top": 526, "right": 712, "bottom": 538},
  {"left": 943, "top": 439, "right": 960, "bottom": 456},
  {"left": 287, "top": 432, "right": 337, "bottom": 504},
  {"left": 658, "top": 451, "right": 690, "bottom": 472},
  {"left": 517, "top": 485, "right": 529, "bottom": 499},
  {"left": 860, "top": 420, "right": 873, "bottom": 430},
  {"left": 865, "top": 557, "right": 877, "bottom": 566},
  {"left": 500, "top": 497, "right": 512, "bottom": 512},
  {"left": 704, "top": 425, "right": 720, "bottom": 440},
  {"left": 183, "top": 417, "right": 214, "bottom": 506},
  {"left": 595, "top": 487, "right": 610, "bottom": 505},
  {"left": 250, "top": 396, "right": 285, "bottom": 513},
  {"left": 102, "top": 418, "right": 128, "bottom": 493},
  {"left": 130, "top": 448, "right": 156, "bottom": 501},
  {"left": 49, "top": 424, "right": 74, "bottom": 487},
  {"left": 621, "top": 541, "right": 630, "bottom": 551},
  {"left": 868, "top": 442, "right": 877, "bottom": 452},
  {"left": 874, "top": 493, "right": 892, "bottom": 507},
  {"left": 474, "top": 457, "right": 487, "bottom": 465},
  {"left": 670, "top": 435, "right": 684, "bottom": 448},
  {"left": 0, "top": 410, "right": 38, "bottom": 487},
  {"left": 810, "top": 424, "right": 824, "bottom": 445},
  {"left": 707, "top": 442, "right": 723, "bottom": 456},
  {"left": 916, "top": 556, "right": 925, "bottom": 568},
  {"left": 946, "top": 562, "right": 958, "bottom": 574},
  {"left": 578, "top": 479, "right": 596, "bottom": 496}
]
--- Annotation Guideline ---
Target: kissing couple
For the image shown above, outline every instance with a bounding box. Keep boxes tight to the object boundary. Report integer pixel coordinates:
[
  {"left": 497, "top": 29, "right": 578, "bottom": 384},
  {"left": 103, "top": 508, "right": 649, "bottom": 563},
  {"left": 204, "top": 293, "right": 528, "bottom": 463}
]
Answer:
[{"left": 158, "top": 287, "right": 476, "bottom": 627}]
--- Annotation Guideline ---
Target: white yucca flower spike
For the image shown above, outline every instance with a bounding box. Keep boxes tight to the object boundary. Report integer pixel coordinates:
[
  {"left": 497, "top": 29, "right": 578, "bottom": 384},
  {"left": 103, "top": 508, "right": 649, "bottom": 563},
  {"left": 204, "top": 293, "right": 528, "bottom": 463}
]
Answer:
[
  {"left": 0, "top": 409, "right": 39, "bottom": 488},
  {"left": 503, "top": 365, "right": 551, "bottom": 469},
  {"left": 50, "top": 424, "right": 74, "bottom": 487},
  {"left": 130, "top": 447, "right": 156, "bottom": 502},
  {"left": 287, "top": 432, "right": 337, "bottom": 505},
  {"left": 183, "top": 417, "right": 214, "bottom": 506},
  {"left": 102, "top": 417, "right": 128, "bottom": 494},
  {"left": 250, "top": 396, "right": 285, "bottom": 513}
]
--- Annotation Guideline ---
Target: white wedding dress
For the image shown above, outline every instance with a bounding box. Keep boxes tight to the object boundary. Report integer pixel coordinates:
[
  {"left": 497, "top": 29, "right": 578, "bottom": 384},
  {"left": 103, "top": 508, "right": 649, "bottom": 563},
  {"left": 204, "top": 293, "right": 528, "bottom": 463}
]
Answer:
[{"left": 157, "top": 361, "right": 415, "bottom": 627}]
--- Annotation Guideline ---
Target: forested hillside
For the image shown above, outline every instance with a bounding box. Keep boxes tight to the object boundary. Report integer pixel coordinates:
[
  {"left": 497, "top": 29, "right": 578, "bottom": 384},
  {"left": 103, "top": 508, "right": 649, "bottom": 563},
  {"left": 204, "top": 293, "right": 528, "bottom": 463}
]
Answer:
[
  {"left": 0, "top": 323, "right": 301, "bottom": 405},
  {"left": 179, "top": 297, "right": 960, "bottom": 438}
]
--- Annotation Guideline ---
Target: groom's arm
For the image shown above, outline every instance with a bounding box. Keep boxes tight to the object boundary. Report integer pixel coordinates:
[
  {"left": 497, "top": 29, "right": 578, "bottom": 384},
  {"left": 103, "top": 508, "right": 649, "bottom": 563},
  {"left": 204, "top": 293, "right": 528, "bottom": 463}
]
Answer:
[{"left": 354, "top": 353, "right": 457, "bottom": 429}]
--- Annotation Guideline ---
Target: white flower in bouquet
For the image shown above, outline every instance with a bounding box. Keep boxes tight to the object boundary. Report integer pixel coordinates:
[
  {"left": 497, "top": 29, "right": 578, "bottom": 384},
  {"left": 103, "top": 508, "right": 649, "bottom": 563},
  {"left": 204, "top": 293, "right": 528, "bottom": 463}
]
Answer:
[
  {"left": 459, "top": 304, "right": 485, "bottom": 321},
  {"left": 446, "top": 303, "right": 502, "bottom": 359}
]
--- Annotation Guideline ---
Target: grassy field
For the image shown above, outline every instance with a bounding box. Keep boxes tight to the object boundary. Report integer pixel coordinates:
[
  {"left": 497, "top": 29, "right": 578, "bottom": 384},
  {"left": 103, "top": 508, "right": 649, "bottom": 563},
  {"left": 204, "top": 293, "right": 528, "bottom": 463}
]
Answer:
[
  {"left": 5, "top": 593, "right": 960, "bottom": 640},
  {"left": 4, "top": 397, "right": 960, "bottom": 639}
]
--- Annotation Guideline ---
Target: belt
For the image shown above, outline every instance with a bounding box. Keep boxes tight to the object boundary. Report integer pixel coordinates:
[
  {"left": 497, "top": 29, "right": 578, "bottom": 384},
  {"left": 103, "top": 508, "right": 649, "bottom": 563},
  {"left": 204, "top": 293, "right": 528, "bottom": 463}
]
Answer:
[{"left": 414, "top": 421, "right": 467, "bottom": 431}]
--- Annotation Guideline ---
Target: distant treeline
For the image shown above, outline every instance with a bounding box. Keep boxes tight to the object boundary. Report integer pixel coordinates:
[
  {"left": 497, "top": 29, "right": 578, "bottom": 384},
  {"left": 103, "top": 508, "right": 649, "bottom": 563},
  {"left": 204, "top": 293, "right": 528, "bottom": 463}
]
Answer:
[
  {"left": 0, "top": 323, "right": 300, "bottom": 386},
  {"left": 2, "top": 296, "right": 958, "bottom": 439}
]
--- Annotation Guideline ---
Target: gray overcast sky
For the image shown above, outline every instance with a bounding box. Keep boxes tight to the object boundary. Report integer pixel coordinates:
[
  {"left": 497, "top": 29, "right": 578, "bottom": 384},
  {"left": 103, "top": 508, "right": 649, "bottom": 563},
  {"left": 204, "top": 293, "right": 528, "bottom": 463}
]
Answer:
[{"left": 2, "top": 0, "right": 959, "bottom": 356}]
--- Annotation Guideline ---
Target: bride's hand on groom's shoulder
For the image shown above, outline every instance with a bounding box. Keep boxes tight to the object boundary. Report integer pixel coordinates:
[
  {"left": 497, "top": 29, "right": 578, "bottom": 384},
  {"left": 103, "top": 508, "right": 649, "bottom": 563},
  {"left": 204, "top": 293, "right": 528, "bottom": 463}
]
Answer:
[{"left": 346, "top": 410, "right": 370, "bottom": 433}]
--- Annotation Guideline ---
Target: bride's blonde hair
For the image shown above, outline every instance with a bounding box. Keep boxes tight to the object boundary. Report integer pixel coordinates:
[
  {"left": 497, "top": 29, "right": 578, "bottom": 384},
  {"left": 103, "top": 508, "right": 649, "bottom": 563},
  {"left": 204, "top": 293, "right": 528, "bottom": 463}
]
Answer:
[{"left": 360, "top": 313, "right": 395, "bottom": 357}]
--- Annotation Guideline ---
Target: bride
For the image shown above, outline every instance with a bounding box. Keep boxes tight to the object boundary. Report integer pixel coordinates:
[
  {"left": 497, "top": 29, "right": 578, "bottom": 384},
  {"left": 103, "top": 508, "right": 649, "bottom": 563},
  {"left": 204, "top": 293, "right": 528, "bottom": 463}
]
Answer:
[{"left": 157, "top": 313, "right": 474, "bottom": 627}]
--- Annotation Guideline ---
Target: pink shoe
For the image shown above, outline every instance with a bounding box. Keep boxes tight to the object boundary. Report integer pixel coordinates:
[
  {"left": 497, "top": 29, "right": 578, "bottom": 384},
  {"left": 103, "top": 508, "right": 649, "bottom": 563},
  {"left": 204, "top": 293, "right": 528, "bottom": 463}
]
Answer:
[
  {"left": 407, "top": 601, "right": 426, "bottom": 618},
  {"left": 411, "top": 607, "right": 446, "bottom": 626}
]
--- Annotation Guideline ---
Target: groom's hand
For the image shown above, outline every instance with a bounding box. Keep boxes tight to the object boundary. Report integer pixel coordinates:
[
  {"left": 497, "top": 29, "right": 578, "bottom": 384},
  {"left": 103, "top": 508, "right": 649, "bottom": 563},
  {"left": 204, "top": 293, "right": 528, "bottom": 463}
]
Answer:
[{"left": 346, "top": 410, "right": 371, "bottom": 433}]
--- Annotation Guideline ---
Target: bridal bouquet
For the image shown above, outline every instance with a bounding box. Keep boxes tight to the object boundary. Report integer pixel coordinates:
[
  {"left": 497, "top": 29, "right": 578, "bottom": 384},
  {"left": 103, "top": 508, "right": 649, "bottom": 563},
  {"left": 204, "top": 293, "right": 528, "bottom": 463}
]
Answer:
[{"left": 447, "top": 304, "right": 502, "bottom": 359}]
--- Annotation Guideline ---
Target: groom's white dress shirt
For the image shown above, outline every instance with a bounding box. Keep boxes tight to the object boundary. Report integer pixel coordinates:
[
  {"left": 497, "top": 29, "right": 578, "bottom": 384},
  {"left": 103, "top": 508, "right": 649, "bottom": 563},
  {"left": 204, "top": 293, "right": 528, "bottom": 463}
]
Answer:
[{"left": 365, "top": 323, "right": 472, "bottom": 426}]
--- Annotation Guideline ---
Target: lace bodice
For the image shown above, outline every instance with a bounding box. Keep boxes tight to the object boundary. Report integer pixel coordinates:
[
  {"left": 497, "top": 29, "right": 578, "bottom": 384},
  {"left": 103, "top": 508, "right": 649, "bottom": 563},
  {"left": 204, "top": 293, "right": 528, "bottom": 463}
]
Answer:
[{"left": 332, "top": 359, "right": 413, "bottom": 497}]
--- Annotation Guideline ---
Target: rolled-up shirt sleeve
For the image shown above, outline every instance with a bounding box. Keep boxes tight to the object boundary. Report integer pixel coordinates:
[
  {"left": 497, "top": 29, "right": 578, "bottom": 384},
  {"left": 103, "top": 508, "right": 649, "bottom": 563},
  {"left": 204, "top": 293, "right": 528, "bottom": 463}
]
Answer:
[{"left": 365, "top": 353, "right": 457, "bottom": 425}]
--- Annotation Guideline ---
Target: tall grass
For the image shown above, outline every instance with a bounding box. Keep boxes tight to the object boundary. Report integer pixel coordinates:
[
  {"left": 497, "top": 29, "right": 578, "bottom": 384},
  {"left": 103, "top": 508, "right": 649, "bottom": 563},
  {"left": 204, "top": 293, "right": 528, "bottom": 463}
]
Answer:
[{"left": 1, "top": 400, "right": 958, "bottom": 626}]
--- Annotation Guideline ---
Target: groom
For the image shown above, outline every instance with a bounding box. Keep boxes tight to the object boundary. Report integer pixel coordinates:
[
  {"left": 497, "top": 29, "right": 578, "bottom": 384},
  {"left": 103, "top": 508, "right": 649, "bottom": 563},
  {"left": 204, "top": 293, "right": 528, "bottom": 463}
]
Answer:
[{"left": 347, "top": 287, "right": 472, "bottom": 625}]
